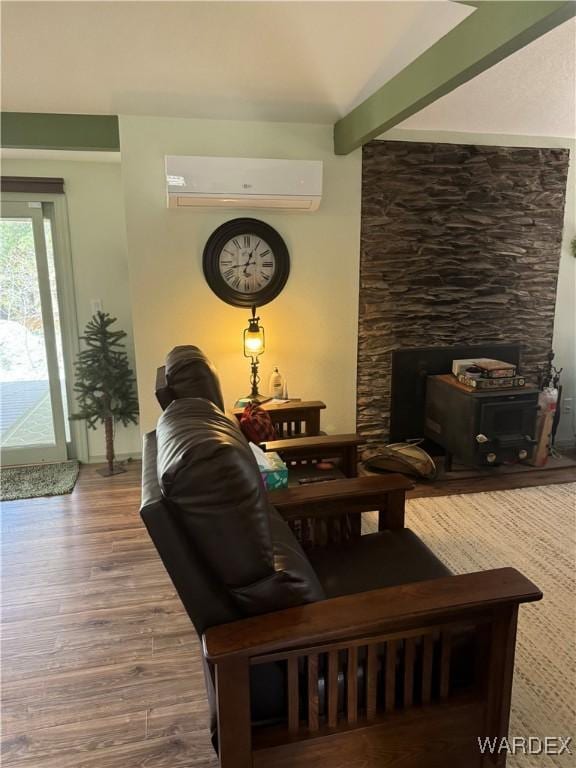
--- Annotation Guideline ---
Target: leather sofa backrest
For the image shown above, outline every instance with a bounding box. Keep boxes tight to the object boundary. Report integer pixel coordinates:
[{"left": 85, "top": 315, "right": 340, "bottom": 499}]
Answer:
[
  {"left": 141, "top": 431, "right": 238, "bottom": 634},
  {"left": 157, "top": 398, "right": 274, "bottom": 589},
  {"left": 155, "top": 345, "right": 225, "bottom": 411},
  {"left": 148, "top": 395, "right": 324, "bottom": 631}
]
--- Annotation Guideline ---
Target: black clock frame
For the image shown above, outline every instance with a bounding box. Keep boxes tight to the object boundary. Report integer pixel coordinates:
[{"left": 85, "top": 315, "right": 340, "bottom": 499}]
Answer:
[{"left": 202, "top": 218, "right": 290, "bottom": 308}]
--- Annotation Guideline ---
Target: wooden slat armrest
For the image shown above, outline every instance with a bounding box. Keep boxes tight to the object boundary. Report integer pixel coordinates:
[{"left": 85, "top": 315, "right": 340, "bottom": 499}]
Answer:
[
  {"left": 268, "top": 474, "right": 413, "bottom": 520},
  {"left": 203, "top": 568, "right": 542, "bottom": 663},
  {"left": 261, "top": 433, "right": 362, "bottom": 455}
]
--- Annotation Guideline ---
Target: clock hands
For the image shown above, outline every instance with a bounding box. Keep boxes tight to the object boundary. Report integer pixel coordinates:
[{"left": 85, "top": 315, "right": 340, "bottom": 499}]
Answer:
[
  {"left": 242, "top": 247, "right": 259, "bottom": 276},
  {"left": 223, "top": 242, "right": 269, "bottom": 287},
  {"left": 226, "top": 249, "right": 256, "bottom": 271}
]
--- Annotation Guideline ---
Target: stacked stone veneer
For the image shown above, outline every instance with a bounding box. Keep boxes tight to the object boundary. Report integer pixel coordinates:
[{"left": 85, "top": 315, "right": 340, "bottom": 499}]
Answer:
[{"left": 358, "top": 140, "right": 570, "bottom": 456}]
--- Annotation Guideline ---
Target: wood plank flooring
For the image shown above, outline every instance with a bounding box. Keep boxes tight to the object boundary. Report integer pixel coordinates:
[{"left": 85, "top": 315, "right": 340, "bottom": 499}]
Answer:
[
  {"left": 362, "top": 450, "right": 576, "bottom": 499},
  {"left": 407, "top": 457, "right": 576, "bottom": 498},
  {"left": 2, "top": 456, "right": 575, "bottom": 767},
  {"left": 1, "top": 462, "right": 219, "bottom": 768}
]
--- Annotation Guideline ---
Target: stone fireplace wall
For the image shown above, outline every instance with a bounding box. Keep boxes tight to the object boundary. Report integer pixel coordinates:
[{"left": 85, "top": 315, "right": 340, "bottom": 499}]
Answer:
[{"left": 357, "top": 140, "right": 570, "bottom": 455}]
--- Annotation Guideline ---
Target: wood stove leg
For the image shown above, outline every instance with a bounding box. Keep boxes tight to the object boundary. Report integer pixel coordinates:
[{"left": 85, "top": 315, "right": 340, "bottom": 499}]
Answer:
[{"left": 444, "top": 451, "right": 453, "bottom": 473}]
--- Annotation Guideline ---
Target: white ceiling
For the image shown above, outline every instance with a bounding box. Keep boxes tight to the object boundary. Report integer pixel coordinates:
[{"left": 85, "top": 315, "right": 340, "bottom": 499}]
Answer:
[
  {"left": 1, "top": 1, "right": 574, "bottom": 138},
  {"left": 401, "top": 16, "right": 576, "bottom": 138},
  {"left": 0, "top": 1, "right": 469, "bottom": 121}
]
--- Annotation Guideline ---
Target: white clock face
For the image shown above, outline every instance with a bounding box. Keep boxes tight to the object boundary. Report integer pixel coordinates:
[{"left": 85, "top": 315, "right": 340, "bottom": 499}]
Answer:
[{"left": 218, "top": 234, "right": 276, "bottom": 294}]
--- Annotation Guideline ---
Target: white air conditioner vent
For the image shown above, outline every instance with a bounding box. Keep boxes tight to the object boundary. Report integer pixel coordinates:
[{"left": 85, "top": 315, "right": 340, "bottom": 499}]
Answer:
[{"left": 166, "top": 156, "right": 322, "bottom": 212}]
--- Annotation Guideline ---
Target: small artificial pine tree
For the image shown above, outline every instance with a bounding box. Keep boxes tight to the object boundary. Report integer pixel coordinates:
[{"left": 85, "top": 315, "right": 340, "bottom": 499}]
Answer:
[{"left": 72, "top": 312, "right": 139, "bottom": 476}]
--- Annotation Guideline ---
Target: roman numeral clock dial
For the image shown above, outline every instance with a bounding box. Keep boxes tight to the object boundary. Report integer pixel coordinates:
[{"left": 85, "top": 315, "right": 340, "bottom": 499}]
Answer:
[
  {"left": 218, "top": 236, "right": 276, "bottom": 293},
  {"left": 202, "top": 218, "right": 290, "bottom": 308}
]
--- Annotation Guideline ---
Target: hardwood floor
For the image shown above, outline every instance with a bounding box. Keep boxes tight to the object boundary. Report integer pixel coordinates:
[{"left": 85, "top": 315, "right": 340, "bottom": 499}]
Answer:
[
  {"left": 2, "top": 457, "right": 575, "bottom": 767},
  {"left": 1, "top": 461, "right": 219, "bottom": 768},
  {"left": 407, "top": 453, "right": 576, "bottom": 499},
  {"left": 362, "top": 450, "right": 576, "bottom": 499}
]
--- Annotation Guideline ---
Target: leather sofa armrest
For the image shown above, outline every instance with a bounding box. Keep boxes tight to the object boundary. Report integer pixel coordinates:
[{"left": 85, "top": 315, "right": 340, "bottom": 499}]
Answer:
[
  {"left": 268, "top": 474, "right": 412, "bottom": 523},
  {"left": 203, "top": 568, "right": 542, "bottom": 663}
]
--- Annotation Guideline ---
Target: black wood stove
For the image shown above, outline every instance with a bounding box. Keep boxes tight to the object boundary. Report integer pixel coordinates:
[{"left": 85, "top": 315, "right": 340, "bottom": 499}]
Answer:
[{"left": 425, "top": 374, "right": 539, "bottom": 468}]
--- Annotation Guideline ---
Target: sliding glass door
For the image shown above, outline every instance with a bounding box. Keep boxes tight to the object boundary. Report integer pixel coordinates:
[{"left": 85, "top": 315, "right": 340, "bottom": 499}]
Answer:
[{"left": 0, "top": 201, "right": 68, "bottom": 464}]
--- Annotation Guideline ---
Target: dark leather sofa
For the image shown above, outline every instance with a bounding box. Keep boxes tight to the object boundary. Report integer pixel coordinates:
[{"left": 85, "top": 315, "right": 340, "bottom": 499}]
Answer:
[{"left": 141, "top": 346, "right": 542, "bottom": 768}]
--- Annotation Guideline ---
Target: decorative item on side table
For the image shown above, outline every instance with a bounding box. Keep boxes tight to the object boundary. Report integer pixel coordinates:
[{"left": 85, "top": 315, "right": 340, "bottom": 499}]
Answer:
[
  {"left": 269, "top": 366, "right": 288, "bottom": 399},
  {"left": 238, "top": 402, "right": 276, "bottom": 443},
  {"left": 71, "top": 312, "right": 139, "bottom": 476}
]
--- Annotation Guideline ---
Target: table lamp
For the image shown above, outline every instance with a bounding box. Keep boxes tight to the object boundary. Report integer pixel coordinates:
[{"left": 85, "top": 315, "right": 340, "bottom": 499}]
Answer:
[{"left": 243, "top": 306, "right": 268, "bottom": 403}]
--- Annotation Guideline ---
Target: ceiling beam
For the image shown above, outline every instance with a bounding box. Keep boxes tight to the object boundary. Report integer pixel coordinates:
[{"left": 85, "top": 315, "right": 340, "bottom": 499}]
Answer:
[
  {"left": 1, "top": 113, "right": 120, "bottom": 152},
  {"left": 333, "top": 1, "right": 576, "bottom": 155}
]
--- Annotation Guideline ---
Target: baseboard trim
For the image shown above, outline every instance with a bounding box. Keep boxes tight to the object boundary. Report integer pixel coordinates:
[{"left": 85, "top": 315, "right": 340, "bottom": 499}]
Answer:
[
  {"left": 555, "top": 438, "right": 576, "bottom": 450},
  {"left": 85, "top": 452, "right": 142, "bottom": 465}
]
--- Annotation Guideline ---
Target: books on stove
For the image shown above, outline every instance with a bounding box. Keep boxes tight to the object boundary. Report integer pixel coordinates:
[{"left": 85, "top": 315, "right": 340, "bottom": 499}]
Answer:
[{"left": 452, "top": 357, "right": 517, "bottom": 379}]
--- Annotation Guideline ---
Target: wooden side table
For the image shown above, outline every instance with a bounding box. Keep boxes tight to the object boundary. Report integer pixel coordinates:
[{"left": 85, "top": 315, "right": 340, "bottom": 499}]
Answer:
[
  {"left": 232, "top": 400, "right": 326, "bottom": 438},
  {"left": 261, "top": 434, "right": 362, "bottom": 480}
]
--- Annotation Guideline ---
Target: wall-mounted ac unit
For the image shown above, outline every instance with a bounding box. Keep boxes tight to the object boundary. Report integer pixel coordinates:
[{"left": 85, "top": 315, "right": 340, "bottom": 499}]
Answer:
[{"left": 166, "top": 156, "right": 323, "bottom": 211}]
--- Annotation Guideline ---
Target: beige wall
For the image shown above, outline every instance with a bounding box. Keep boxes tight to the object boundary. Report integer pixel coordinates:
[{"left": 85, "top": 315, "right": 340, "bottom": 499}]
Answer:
[
  {"left": 118, "top": 116, "right": 362, "bottom": 435},
  {"left": 1, "top": 156, "right": 142, "bottom": 460}
]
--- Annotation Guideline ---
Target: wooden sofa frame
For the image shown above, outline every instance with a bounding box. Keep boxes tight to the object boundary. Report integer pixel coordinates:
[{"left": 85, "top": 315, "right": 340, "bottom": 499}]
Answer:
[{"left": 203, "top": 476, "right": 542, "bottom": 768}]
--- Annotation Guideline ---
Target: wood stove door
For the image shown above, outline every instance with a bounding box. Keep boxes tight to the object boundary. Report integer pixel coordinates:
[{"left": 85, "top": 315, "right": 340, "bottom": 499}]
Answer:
[{"left": 480, "top": 398, "right": 538, "bottom": 447}]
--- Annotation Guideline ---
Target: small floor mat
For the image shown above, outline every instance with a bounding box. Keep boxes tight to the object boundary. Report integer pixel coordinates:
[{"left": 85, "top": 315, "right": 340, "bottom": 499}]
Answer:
[{"left": 1, "top": 460, "right": 80, "bottom": 502}]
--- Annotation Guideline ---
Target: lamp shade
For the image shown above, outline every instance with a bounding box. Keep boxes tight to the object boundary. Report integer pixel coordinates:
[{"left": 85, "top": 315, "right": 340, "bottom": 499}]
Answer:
[{"left": 244, "top": 314, "right": 265, "bottom": 358}]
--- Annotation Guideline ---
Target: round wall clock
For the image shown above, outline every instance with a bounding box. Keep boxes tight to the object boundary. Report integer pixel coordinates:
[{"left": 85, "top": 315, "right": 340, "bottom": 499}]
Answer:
[{"left": 202, "top": 218, "right": 290, "bottom": 308}]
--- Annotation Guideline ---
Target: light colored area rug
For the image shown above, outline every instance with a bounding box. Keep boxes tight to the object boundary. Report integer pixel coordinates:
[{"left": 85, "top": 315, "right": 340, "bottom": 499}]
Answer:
[
  {"left": 365, "top": 483, "right": 575, "bottom": 768},
  {"left": 0, "top": 460, "right": 80, "bottom": 501}
]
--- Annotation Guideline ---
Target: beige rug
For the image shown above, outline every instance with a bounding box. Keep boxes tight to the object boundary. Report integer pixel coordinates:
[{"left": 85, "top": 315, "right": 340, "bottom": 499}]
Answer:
[{"left": 364, "top": 483, "right": 576, "bottom": 768}]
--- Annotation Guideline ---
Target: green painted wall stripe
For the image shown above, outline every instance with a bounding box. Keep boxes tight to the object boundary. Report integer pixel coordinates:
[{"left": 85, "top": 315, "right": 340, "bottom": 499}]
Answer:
[
  {"left": 334, "top": 1, "right": 576, "bottom": 155},
  {"left": 1, "top": 113, "right": 120, "bottom": 151}
]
